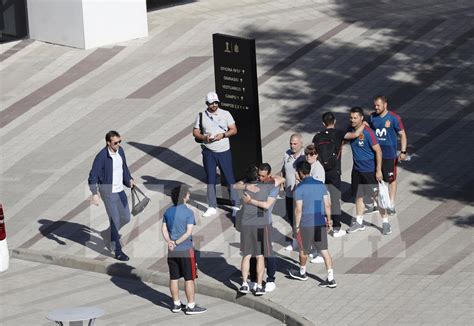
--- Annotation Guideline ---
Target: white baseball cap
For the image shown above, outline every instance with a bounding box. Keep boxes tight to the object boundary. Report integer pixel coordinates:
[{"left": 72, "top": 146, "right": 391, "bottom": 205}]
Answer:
[{"left": 206, "top": 92, "right": 220, "bottom": 103}]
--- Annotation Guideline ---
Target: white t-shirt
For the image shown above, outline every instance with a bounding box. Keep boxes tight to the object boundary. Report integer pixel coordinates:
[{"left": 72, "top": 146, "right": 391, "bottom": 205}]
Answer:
[
  {"left": 282, "top": 150, "right": 305, "bottom": 197},
  {"left": 310, "top": 160, "right": 325, "bottom": 183},
  {"left": 194, "top": 108, "right": 235, "bottom": 153},
  {"left": 109, "top": 149, "right": 124, "bottom": 193}
]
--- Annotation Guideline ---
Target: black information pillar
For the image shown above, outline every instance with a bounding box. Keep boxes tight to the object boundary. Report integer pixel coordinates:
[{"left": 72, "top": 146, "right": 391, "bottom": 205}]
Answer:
[{"left": 212, "top": 33, "right": 262, "bottom": 181}]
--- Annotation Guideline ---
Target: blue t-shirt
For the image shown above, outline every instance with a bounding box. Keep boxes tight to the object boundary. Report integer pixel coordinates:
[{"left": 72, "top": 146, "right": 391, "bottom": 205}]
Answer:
[
  {"left": 370, "top": 111, "right": 404, "bottom": 159},
  {"left": 349, "top": 125, "right": 379, "bottom": 172},
  {"left": 163, "top": 204, "right": 195, "bottom": 251},
  {"left": 294, "top": 177, "right": 328, "bottom": 227}
]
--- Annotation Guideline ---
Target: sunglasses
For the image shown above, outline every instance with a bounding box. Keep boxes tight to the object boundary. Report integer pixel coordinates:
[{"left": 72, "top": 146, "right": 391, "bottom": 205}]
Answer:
[
  {"left": 112, "top": 140, "right": 122, "bottom": 145},
  {"left": 206, "top": 101, "right": 219, "bottom": 105},
  {"left": 305, "top": 152, "right": 316, "bottom": 156}
]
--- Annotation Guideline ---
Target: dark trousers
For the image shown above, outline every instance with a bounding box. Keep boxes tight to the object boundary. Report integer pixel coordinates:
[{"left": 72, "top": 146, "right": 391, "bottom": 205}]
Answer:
[
  {"left": 285, "top": 196, "right": 294, "bottom": 227},
  {"left": 325, "top": 169, "right": 342, "bottom": 228},
  {"left": 249, "top": 256, "right": 276, "bottom": 283},
  {"left": 202, "top": 148, "right": 239, "bottom": 208},
  {"left": 102, "top": 191, "right": 131, "bottom": 252}
]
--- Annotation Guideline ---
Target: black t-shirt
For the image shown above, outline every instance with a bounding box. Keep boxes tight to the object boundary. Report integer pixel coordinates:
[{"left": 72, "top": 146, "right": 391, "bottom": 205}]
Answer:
[{"left": 312, "top": 128, "right": 345, "bottom": 173}]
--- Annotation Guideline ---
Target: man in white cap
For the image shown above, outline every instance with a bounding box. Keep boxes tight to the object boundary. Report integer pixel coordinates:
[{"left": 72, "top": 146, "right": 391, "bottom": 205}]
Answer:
[{"left": 193, "top": 92, "right": 239, "bottom": 217}]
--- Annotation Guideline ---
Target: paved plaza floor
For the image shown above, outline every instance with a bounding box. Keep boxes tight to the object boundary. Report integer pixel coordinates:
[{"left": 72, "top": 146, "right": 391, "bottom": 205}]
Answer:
[{"left": 1, "top": 0, "right": 473, "bottom": 325}]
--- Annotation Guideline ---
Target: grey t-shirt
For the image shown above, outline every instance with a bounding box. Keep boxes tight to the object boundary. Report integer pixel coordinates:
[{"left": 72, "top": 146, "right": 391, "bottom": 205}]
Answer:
[
  {"left": 282, "top": 150, "right": 305, "bottom": 197},
  {"left": 240, "top": 182, "right": 279, "bottom": 226}
]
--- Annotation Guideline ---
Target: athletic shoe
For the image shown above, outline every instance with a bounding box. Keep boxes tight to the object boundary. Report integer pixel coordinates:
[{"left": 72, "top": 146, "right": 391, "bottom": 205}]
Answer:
[
  {"left": 185, "top": 304, "right": 207, "bottom": 315},
  {"left": 319, "top": 278, "right": 337, "bottom": 288},
  {"left": 364, "top": 203, "right": 378, "bottom": 214},
  {"left": 202, "top": 207, "right": 217, "bottom": 217},
  {"left": 289, "top": 269, "right": 308, "bottom": 281},
  {"left": 171, "top": 303, "right": 186, "bottom": 313},
  {"left": 387, "top": 207, "right": 396, "bottom": 216},
  {"left": 310, "top": 255, "right": 324, "bottom": 264},
  {"left": 382, "top": 222, "right": 392, "bottom": 235},
  {"left": 254, "top": 286, "right": 265, "bottom": 296},
  {"left": 347, "top": 222, "right": 366, "bottom": 234},
  {"left": 231, "top": 206, "right": 240, "bottom": 218},
  {"left": 332, "top": 228, "right": 346, "bottom": 238},
  {"left": 264, "top": 282, "right": 276, "bottom": 292},
  {"left": 285, "top": 239, "right": 298, "bottom": 251},
  {"left": 239, "top": 284, "right": 250, "bottom": 294},
  {"left": 114, "top": 251, "right": 130, "bottom": 261}
]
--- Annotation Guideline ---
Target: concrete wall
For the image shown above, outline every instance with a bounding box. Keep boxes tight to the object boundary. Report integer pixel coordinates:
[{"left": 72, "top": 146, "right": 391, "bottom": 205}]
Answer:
[{"left": 27, "top": 0, "right": 148, "bottom": 49}]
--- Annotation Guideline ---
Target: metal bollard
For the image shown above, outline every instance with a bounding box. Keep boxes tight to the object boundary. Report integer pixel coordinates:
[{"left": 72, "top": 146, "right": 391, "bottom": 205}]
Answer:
[{"left": 0, "top": 203, "right": 9, "bottom": 272}]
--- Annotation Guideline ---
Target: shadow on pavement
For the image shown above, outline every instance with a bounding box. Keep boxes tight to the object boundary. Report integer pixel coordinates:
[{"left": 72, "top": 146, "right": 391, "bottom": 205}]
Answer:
[
  {"left": 38, "top": 219, "right": 113, "bottom": 257},
  {"left": 107, "top": 263, "right": 172, "bottom": 310}
]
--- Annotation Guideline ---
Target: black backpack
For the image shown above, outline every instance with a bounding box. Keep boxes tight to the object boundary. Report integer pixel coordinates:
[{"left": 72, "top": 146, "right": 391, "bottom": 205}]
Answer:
[{"left": 314, "top": 130, "right": 339, "bottom": 171}]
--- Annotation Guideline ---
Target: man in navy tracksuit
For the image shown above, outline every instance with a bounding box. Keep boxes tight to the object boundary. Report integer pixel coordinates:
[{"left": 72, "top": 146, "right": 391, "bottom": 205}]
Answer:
[{"left": 88, "top": 130, "right": 135, "bottom": 261}]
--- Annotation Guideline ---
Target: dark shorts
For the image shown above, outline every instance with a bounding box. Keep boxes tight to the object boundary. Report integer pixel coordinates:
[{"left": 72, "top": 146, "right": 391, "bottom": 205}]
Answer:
[
  {"left": 351, "top": 170, "right": 378, "bottom": 198},
  {"left": 382, "top": 159, "right": 397, "bottom": 183},
  {"left": 240, "top": 224, "right": 272, "bottom": 257},
  {"left": 296, "top": 226, "right": 328, "bottom": 254},
  {"left": 168, "top": 248, "right": 197, "bottom": 281}
]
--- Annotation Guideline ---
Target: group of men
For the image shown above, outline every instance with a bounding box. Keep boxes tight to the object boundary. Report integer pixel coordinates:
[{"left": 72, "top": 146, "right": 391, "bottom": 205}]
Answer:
[{"left": 87, "top": 92, "right": 407, "bottom": 313}]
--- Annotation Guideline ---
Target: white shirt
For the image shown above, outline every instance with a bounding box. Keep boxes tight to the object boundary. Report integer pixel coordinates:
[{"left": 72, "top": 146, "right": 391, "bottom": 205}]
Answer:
[
  {"left": 194, "top": 108, "right": 235, "bottom": 153},
  {"left": 282, "top": 150, "right": 305, "bottom": 197},
  {"left": 109, "top": 149, "right": 124, "bottom": 193},
  {"left": 310, "top": 160, "right": 326, "bottom": 183}
]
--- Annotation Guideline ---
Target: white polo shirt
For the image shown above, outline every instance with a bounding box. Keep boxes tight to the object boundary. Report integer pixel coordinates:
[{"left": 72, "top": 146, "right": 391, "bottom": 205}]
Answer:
[
  {"left": 310, "top": 160, "right": 326, "bottom": 183},
  {"left": 109, "top": 149, "right": 124, "bottom": 193},
  {"left": 282, "top": 150, "right": 305, "bottom": 197},
  {"left": 194, "top": 108, "right": 235, "bottom": 153}
]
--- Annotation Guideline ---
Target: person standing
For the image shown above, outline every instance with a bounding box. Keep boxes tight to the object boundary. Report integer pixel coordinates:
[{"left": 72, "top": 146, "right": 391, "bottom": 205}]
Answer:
[
  {"left": 238, "top": 165, "right": 276, "bottom": 296},
  {"left": 370, "top": 95, "right": 408, "bottom": 218},
  {"left": 88, "top": 130, "right": 135, "bottom": 261},
  {"left": 346, "top": 107, "right": 384, "bottom": 234},
  {"left": 193, "top": 92, "right": 239, "bottom": 218},
  {"left": 281, "top": 133, "right": 305, "bottom": 251},
  {"left": 162, "top": 185, "right": 207, "bottom": 315},
  {"left": 288, "top": 161, "right": 337, "bottom": 288}
]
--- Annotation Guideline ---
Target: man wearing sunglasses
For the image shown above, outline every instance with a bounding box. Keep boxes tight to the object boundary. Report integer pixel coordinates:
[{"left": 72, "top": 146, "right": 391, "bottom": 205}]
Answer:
[
  {"left": 193, "top": 92, "right": 239, "bottom": 218},
  {"left": 88, "top": 130, "right": 135, "bottom": 261}
]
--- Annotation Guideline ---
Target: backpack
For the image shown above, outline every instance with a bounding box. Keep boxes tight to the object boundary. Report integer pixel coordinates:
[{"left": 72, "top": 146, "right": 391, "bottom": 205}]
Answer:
[{"left": 314, "top": 130, "right": 339, "bottom": 171}]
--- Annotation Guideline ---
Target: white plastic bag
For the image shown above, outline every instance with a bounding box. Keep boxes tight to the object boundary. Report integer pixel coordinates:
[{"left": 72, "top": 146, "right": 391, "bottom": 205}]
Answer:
[{"left": 377, "top": 181, "right": 392, "bottom": 209}]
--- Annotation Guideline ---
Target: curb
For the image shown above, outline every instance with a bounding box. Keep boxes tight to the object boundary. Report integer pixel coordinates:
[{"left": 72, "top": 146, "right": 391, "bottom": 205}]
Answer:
[{"left": 10, "top": 248, "right": 313, "bottom": 326}]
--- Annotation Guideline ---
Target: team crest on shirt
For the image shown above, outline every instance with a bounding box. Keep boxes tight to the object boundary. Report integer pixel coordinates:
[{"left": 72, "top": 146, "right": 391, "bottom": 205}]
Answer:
[
  {"left": 358, "top": 133, "right": 365, "bottom": 146},
  {"left": 385, "top": 120, "right": 391, "bottom": 128},
  {"left": 358, "top": 134, "right": 364, "bottom": 140}
]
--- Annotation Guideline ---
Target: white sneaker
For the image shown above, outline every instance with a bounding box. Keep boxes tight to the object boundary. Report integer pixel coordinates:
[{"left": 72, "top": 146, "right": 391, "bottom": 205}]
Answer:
[
  {"left": 285, "top": 239, "right": 298, "bottom": 251},
  {"left": 202, "top": 207, "right": 217, "bottom": 217},
  {"left": 310, "top": 255, "right": 324, "bottom": 264},
  {"left": 231, "top": 206, "right": 240, "bottom": 218},
  {"left": 265, "top": 282, "right": 276, "bottom": 292},
  {"left": 332, "top": 228, "right": 346, "bottom": 238}
]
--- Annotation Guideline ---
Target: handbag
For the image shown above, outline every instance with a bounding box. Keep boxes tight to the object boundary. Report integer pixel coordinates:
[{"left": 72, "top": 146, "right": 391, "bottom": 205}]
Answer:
[
  {"left": 194, "top": 112, "right": 204, "bottom": 143},
  {"left": 377, "top": 181, "right": 392, "bottom": 210},
  {"left": 131, "top": 186, "right": 151, "bottom": 216}
]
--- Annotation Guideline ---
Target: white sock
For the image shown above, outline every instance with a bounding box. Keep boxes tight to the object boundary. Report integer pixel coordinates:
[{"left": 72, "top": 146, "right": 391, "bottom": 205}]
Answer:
[
  {"left": 356, "top": 215, "right": 363, "bottom": 225},
  {"left": 257, "top": 283, "right": 262, "bottom": 288},
  {"left": 174, "top": 300, "right": 181, "bottom": 305},
  {"left": 382, "top": 217, "right": 389, "bottom": 223},
  {"left": 327, "top": 269, "right": 334, "bottom": 281},
  {"left": 300, "top": 265, "right": 306, "bottom": 275},
  {"left": 187, "top": 302, "right": 195, "bottom": 309},
  {"left": 242, "top": 280, "right": 248, "bottom": 286}
]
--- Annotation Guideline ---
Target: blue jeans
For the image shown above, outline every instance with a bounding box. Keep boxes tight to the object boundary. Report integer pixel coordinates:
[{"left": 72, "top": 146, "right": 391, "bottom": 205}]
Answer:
[
  {"left": 202, "top": 148, "right": 239, "bottom": 208},
  {"left": 102, "top": 191, "right": 130, "bottom": 252}
]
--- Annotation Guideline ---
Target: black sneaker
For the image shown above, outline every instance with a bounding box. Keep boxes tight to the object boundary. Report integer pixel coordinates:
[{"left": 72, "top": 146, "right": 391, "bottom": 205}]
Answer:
[
  {"left": 171, "top": 303, "right": 185, "bottom": 313},
  {"left": 115, "top": 251, "right": 130, "bottom": 261},
  {"left": 319, "top": 278, "right": 337, "bottom": 288},
  {"left": 185, "top": 304, "right": 207, "bottom": 315},
  {"left": 387, "top": 207, "right": 396, "bottom": 216},
  {"left": 239, "top": 284, "right": 250, "bottom": 294},
  {"left": 382, "top": 222, "right": 392, "bottom": 235},
  {"left": 254, "top": 286, "right": 265, "bottom": 296},
  {"left": 289, "top": 269, "right": 308, "bottom": 281}
]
